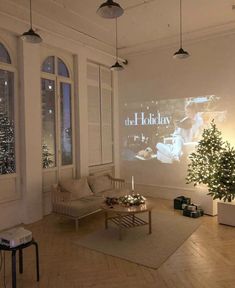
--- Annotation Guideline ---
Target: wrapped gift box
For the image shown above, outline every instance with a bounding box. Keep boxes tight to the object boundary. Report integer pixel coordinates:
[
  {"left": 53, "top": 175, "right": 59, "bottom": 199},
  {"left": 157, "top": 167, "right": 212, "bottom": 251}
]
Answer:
[
  {"left": 183, "top": 208, "right": 204, "bottom": 218},
  {"left": 174, "top": 196, "right": 191, "bottom": 210},
  {"left": 186, "top": 204, "right": 197, "bottom": 211}
]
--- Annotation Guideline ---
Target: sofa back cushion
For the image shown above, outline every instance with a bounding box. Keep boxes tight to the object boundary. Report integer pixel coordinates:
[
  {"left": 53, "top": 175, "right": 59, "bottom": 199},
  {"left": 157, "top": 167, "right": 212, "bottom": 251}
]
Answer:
[
  {"left": 87, "top": 174, "right": 112, "bottom": 194},
  {"left": 60, "top": 177, "right": 93, "bottom": 200}
]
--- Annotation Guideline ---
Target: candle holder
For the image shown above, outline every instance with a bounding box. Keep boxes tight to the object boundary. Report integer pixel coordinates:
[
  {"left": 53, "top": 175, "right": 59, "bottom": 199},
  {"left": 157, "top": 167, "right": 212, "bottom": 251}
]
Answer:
[
  {"left": 131, "top": 189, "right": 135, "bottom": 196},
  {"left": 131, "top": 176, "right": 135, "bottom": 195}
]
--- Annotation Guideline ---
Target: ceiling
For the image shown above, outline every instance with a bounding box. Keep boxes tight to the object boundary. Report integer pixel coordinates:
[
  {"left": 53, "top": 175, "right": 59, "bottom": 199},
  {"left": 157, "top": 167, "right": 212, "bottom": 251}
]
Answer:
[{"left": 7, "top": 0, "right": 235, "bottom": 56}]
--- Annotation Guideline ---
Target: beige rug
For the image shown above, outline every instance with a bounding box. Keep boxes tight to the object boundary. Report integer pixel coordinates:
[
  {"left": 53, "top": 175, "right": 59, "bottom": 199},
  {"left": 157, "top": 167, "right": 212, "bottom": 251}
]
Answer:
[{"left": 75, "top": 210, "right": 201, "bottom": 269}]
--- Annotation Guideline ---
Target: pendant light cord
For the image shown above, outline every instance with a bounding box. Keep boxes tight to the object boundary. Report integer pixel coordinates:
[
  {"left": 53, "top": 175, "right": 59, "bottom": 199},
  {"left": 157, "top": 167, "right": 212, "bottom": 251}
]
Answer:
[
  {"left": 30, "top": 0, "right": 33, "bottom": 29},
  {"left": 180, "top": 0, "right": 182, "bottom": 48},
  {"left": 115, "top": 18, "right": 118, "bottom": 61}
]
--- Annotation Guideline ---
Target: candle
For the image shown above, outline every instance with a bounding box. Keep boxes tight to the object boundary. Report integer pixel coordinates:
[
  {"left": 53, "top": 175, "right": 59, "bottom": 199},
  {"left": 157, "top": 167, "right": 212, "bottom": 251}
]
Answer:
[{"left": 131, "top": 176, "right": 134, "bottom": 191}]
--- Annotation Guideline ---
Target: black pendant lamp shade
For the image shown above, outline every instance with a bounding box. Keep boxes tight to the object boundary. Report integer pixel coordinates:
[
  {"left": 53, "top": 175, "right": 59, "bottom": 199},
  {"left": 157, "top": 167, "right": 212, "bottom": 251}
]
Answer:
[
  {"left": 110, "top": 18, "right": 124, "bottom": 71},
  {"left": 110, "top": 61, "right": 124, "bottom": 71},
  {"left": 21, "top": 0, "right": 42, "bottom": 44},
  {"left": 173, "top": 47, "right": 190, "bottom": 59},
  {"left": 173, "top": 0, "right": 189, "bottom": 59},
  {"left": 97, "top": 0, "right": 124, "bottom": 19},
  {"left": 21, "top": 28, "right": 42, "bottom": 44}
]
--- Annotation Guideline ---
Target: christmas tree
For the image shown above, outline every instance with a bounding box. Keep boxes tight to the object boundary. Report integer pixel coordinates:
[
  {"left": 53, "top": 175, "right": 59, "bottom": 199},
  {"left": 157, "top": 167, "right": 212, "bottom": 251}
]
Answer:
[
  {"left": 212, "top": 143, "right": 235, "bottom": 202},
  {"left": 186, "top": 121, "right": 235, "bottom": 202},
  {"left": 0, "top": 112, "right": 15, "bottom": 174},
  {"left": 42, "top": 143, "right": 54, "bottom": 168}
]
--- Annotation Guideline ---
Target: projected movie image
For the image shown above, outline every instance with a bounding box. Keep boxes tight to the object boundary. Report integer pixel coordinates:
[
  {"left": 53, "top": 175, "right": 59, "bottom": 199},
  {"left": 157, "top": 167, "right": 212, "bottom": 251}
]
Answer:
[{"left": 122, "top": 95, "right": 226, "bottom": 164}]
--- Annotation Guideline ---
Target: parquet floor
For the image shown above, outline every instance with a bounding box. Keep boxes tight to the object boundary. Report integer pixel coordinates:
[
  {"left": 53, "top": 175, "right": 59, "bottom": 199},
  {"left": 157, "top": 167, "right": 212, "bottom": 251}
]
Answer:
[{"left": 1, "top": 198, "right": 235, "bottom": 288}]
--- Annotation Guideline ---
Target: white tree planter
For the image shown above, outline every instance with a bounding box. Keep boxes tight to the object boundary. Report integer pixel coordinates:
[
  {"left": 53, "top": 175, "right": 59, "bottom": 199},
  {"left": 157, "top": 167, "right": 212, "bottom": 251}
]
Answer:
[
  {"left": 193, "top": 185, "right": 218, "bottom": 216},
  {"left": 217, "top": 201, "right": 235, "bottom": 226}
]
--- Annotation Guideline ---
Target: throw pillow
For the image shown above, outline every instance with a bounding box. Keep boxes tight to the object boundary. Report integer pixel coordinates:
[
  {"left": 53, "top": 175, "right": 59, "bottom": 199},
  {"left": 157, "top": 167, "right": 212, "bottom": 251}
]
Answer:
[
  {"left": 87, "top": 174, "right": 112, "bottom": 194},
  {"left": 60, "top": 177, "right": 93, "bottom": 200}
]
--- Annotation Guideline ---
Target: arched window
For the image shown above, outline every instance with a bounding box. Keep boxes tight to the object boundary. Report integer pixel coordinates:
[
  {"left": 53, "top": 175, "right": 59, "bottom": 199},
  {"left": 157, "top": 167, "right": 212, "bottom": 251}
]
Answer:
[
  {"left": 0, "top": 43, "right": 11, "bottom": 64},
  {"left": 41, "top": 56, "right": 73, "bottom": 171},
  {"left": 0, "top": 43, "right": 15, "bottom": 175},
  {"left": 58, "top": 58, "right": 69, "bottom": 77},
  {"left": 42, "top": 57, "right": 69, "bottom": 77},
  {"left": 42, "top": 56, "right": 54, "bottom": 74}
]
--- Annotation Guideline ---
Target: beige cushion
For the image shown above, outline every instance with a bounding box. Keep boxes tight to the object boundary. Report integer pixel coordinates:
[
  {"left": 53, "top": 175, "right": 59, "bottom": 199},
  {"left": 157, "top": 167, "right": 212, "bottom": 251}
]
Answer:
[
  {"left": 60, "top": 177, "right": 93, "bottom": 200},
  {"left": 87, "top": 175, "right": 112, "bottom": 194},
  {"left": 53, "top": 195, "right": 103, "bottom": 218},
  {"left": 99, "top": 188, "right": 130, "bottom": 198}
]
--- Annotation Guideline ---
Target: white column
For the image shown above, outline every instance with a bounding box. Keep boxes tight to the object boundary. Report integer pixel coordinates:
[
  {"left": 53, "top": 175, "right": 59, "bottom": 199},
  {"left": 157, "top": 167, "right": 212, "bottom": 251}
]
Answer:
[
  {"left": 74, "top": 52, "right": 89, "bottom": 177},
  {"left": 19, "top": 40, "right": 43, "bottom": 224}
]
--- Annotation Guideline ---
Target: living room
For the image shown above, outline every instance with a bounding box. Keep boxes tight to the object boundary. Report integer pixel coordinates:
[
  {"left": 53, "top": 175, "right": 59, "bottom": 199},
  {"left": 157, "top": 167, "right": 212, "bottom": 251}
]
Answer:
[{"left": 0, "top": 1, "right": 235, "bottom": 287}]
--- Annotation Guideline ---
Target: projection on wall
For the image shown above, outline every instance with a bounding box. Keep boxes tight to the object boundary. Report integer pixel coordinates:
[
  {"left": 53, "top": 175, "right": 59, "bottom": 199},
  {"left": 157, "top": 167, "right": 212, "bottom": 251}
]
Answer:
[{"left": 122, "top": 95, "right": 226, "bottom": 165}]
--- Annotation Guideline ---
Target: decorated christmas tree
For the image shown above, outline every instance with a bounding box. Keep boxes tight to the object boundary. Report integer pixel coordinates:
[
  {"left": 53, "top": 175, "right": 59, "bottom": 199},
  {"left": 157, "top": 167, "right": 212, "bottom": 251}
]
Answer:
[
  {"left": 0, "top": 112, "right": 15, "bottom": 174},
  {"left": 213, "top": 143, "right": 235, "bottom": 202},
  {"left": 186, "top": 121, "right": 235, "bottom": 202},
  {"left": 42, "top": 143, "right": 54, "bottom": 168}
]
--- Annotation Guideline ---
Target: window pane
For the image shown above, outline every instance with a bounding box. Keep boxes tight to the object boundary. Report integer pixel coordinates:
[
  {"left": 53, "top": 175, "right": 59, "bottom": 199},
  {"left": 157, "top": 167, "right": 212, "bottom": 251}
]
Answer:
[
  {"left": 42, "top": 56, "right": 55, "bottom": 74},
  {"left": 58, "top": 58, "right": 69, "bottom": 78},
  {"left": 60, "top": 83, "right": 72, "bottom": 165},
  {"left": 41, "top": 79, "right": 56, "bottom": 168},
  {"left": 60, "top": 83, "right": 73, "bottom": 165},
  {"left": 0, "top": 69, "right": 15, "bottom": 174},
  {"left": 0, "top": 43, "right": 11, "bottom": 64}
]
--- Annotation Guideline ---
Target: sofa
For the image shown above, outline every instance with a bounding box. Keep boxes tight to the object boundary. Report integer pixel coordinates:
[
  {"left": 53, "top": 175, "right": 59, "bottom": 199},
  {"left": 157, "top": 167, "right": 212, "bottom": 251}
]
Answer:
[{"left": 52, "top": 174, "right": 126, "bottom": 230}]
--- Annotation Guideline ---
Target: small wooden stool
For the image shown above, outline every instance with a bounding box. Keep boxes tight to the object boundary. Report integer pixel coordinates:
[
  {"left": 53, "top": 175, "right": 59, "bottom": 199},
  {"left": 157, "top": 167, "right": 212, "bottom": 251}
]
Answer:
[{"left": 0, "top": 239, "right": 39, "bottom": 288}]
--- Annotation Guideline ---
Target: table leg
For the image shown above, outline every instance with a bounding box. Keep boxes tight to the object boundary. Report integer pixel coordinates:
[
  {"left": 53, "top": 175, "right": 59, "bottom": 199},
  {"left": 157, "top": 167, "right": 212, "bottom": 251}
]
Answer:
[
  {"left": 19, "top": 249, "right": 23, "bottom": 274},
  {"left": 119, "top": 215, "right": 122, "bottom": 240},
  {"left": 148, "top": 210, "right": 152, "bottom": 234},
  {"left": 12, "top": 250, "right": 17, "bottom": 288},
  {"left": 105, "top": 211, "right": 108, "bottom": 229},
  {"left": 32, "top": 241, "right": 40, "bottom": 282}
]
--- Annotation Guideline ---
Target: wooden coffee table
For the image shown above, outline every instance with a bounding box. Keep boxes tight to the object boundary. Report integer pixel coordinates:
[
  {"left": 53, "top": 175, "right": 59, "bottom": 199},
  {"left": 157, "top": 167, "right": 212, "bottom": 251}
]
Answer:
[{"left": 101, "top": 199, "right": 153, "bottom": 240}]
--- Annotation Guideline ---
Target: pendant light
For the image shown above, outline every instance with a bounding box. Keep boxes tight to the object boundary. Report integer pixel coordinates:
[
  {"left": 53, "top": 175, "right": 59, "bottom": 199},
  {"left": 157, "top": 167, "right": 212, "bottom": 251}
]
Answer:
[
  {"left": 173, "top": 0, "right": 189, "bottom": 59},
  {"left": 97, "top": 0, "right": 124, "bottom": 19},
  {"left": 110, "top": 18, "right": 124, "bottom": 71},
  {"left": 21, "top": 0, "right": 42, "bottom": 44}
]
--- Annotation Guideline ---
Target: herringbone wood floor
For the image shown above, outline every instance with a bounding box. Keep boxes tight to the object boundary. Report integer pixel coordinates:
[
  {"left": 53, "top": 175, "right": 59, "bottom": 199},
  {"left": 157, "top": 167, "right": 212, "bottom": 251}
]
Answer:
[{"left": 1, "top": 199, "right": 235, "bottom": 288}]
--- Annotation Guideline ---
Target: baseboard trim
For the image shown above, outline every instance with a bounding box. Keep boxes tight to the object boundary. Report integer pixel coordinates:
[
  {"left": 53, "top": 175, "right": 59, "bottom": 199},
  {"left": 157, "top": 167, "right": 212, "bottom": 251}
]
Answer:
[{"left": 134, "top": 183, "right": 217, "bottom": 216}]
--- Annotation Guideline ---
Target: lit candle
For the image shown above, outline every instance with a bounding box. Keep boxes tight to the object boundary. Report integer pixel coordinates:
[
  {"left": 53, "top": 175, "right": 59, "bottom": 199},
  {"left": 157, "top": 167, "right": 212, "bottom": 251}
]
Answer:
[{"left": 131, "top": 176, "right": 134, "bottom": 191}]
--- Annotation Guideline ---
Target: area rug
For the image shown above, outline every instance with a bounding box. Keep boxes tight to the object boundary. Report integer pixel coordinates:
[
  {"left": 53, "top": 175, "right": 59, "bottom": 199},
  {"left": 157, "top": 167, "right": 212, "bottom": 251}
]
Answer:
[{"left": 74, "top": 211, "right": 201, "bottom": 269}]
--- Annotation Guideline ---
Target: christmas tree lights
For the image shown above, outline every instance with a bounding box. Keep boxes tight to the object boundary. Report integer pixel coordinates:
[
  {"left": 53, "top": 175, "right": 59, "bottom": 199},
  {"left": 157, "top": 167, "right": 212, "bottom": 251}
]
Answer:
[
  {"left": 186, "top": 121, "right": 235, "bottom": 202},
  {"left": 0, "top": 113, "right": 15, "bottom": 174},
  {"left": 42, "top": 143, "right": 54, "bottom": 168}
]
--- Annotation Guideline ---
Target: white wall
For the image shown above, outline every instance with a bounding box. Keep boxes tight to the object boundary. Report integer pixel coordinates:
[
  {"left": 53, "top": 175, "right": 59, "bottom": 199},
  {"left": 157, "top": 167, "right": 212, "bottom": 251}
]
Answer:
[
  {"left": 120, "top": 34, "right": 235, "bottom": 102},
  {"left": 119, "top": 34, "right": 235, "bottom": 215}
]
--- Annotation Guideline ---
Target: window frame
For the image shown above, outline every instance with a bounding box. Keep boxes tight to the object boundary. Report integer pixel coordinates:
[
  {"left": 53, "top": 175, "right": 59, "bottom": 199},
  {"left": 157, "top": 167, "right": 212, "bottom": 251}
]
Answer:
[
  {"left": 0, "top": 41, "right": 18, "bottom": 180},
  {"left": 41, "top": 55, "right": 75, "bottom": 174}
]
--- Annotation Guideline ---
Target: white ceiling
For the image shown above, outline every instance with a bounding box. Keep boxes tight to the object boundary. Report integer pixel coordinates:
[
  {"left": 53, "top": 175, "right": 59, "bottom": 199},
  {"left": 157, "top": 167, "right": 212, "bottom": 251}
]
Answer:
[{"left": 6, "top": 0, "right": 235, "bottom": 56}]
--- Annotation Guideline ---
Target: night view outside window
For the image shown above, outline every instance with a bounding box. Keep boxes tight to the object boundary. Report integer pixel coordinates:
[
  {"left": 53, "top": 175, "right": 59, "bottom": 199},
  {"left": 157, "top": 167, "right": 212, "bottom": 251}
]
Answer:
[
  {"left": 0, "top": 43, "right": 15, "bottom": 175},
  {"left": 60, "top": 83, "right": 72, "bottom": 165},
  {"left": 42, "top": 56, "right": 55, "bottom": 74},
  {"left": 58, "top": 58, "right": 70, "bottom": 78},
  {"left": 41, "top": 78, "right": 56, "bottom": 168}
]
